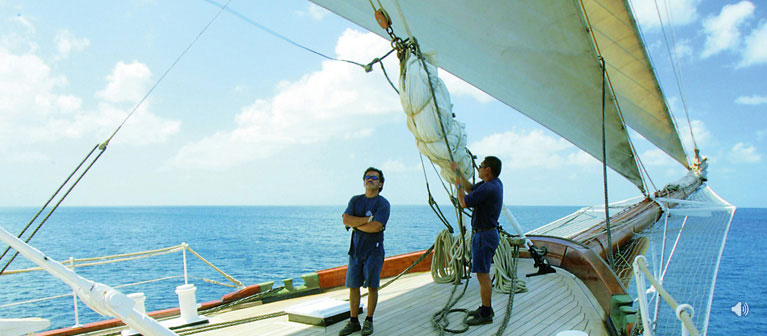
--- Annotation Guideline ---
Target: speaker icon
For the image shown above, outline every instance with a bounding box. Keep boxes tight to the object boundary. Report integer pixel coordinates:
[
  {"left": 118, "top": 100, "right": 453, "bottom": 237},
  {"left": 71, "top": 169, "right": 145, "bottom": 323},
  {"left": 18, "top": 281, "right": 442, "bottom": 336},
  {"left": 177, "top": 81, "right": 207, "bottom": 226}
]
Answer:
[{"left": 731, "top": 302, "right": 749, "bottom": 317}]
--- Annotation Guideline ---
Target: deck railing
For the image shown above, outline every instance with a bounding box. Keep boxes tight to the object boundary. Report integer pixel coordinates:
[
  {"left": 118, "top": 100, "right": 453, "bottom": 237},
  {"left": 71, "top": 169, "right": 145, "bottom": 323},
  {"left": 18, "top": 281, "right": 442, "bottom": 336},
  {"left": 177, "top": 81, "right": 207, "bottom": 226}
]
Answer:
[
  {"left": 633, "top": 255, "right": 700, "bottom": 336},
  {"left": 0, "top": 242, "right": 243, "bottom": 328}
]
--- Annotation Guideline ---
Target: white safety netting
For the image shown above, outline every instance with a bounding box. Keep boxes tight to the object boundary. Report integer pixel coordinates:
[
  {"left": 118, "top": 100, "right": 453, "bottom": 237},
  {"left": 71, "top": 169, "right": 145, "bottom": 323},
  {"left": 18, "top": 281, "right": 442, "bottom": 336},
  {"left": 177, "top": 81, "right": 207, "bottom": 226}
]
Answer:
[
  {"left": 399, "top": 53, "right": 473, "bottom": 184},
  {"left": 633, "top": 185, "right": 735, "bottom": 335}
]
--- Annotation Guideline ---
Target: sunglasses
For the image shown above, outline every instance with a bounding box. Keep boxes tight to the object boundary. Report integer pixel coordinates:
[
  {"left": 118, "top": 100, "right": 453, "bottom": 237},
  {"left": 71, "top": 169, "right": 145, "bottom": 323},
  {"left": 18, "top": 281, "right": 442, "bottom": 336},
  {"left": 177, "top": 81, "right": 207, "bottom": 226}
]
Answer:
[{"left": 364, "top": 175, "right": 380, "bottom": 181}]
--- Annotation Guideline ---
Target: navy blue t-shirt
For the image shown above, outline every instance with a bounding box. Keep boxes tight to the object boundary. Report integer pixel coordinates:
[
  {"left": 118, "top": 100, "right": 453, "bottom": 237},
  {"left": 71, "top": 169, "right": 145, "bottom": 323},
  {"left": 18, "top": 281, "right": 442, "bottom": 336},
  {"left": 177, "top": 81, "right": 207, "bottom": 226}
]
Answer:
[
  {"left": 343, "top": 194, "right": 391, "bottom": 259},
  {"left": 464, "top": 178, "right": 503, "bottom": 230}
]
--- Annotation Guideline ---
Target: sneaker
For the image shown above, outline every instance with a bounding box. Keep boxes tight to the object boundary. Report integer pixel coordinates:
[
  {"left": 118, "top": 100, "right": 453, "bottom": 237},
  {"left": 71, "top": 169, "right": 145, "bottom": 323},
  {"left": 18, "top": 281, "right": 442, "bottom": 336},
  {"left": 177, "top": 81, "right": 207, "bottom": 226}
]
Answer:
[
  {"left": 361, "top": 320, "right": 374, "bottom": 336},
  {"left": 338, "top": 320, "right": 361, "bottom": 336}
]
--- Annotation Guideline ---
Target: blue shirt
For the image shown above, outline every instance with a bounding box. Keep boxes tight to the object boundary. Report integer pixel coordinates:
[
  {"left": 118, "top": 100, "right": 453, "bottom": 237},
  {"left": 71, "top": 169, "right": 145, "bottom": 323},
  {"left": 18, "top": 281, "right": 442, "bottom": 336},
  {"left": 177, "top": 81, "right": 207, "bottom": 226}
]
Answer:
[
  {"left": 343, "top": 194, "right": 391, "bottom": 259},
  {"left": 465, "top": 178, "right": 503, "bottom": 230}
]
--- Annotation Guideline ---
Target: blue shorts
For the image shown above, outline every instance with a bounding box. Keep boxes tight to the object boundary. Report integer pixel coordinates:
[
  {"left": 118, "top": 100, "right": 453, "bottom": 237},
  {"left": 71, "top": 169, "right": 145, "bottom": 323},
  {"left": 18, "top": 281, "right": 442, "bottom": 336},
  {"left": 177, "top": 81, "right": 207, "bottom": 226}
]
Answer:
[
  {"left": 471, "top": 229, "right": 499, "bottom": 273},
  {"left": 345, "top": 249, "right": 385, "bottom": 288}
]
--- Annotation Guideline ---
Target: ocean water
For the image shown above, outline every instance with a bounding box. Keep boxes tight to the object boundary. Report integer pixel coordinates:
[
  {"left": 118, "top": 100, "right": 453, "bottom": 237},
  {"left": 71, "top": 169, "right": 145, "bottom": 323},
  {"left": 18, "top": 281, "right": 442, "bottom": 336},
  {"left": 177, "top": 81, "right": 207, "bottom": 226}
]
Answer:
[{"left": 0, "top": 205, "right": 763, "bottom": 334}]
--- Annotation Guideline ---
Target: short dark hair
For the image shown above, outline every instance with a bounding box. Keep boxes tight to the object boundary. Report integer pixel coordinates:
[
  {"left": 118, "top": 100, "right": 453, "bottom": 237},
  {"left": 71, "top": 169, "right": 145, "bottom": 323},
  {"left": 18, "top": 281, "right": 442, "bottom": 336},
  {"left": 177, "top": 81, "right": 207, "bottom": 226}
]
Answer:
[
  {"left": 484, "top": 156, "right": 501, "bottom": 178},
  {"left": 363, "top": 167, "right": 385, "bottom": 192}
]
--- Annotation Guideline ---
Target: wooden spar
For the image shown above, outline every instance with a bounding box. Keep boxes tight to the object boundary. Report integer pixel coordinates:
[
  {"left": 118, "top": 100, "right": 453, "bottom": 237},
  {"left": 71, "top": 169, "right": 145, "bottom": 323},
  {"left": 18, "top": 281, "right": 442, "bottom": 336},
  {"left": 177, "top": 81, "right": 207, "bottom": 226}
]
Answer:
[{"left": 571, "top": 175, "right": 703, "bottom": 263}]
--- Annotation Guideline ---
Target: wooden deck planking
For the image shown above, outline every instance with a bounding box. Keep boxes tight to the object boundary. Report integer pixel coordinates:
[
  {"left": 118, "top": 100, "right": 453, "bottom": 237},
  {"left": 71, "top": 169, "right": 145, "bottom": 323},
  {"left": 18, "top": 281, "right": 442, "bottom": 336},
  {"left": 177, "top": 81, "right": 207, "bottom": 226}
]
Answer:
[{"left": 82, "top": 259, "right": 609, "bottom": 336}]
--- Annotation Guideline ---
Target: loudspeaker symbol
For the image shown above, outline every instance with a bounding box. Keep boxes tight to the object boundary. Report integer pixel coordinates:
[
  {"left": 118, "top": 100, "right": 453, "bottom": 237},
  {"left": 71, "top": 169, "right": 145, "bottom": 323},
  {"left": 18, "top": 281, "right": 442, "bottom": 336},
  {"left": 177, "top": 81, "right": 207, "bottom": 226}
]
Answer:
[{"left": 731, "top": 302, "right": 749, "bottom": 317}]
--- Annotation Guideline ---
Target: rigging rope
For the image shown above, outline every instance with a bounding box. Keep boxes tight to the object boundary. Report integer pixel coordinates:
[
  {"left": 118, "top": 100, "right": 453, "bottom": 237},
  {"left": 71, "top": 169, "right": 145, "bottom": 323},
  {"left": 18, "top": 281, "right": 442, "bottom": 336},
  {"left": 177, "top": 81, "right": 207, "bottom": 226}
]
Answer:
[
  {"left": 419, "top": 154, "right": 454, "bottom": 233},
  {"left": 0, "top": 146, "right": 108, "bottom": 275},
  {"left": 0, "top": 144, "right": 97, "bottom": 268},
  {"left": 185, "top": 245, "right": 245, "bottom": 289},
  {"left": 600, "top": 56, "right": 615, "bottom": 270},
  {"left": 109, "top": 0, "right": 232, "bottom": 145},
  {"left": 652, "top": 0, "right": 698, "bottom": 161},
  {"left": 202, "top": 0, "right": 367, "bottom": 69},
  {"left": 431, "top": 278, "right": 472, "bottom": 335},
  {"left": 0, "top": 243, "right": 244, "bottom": 291}
]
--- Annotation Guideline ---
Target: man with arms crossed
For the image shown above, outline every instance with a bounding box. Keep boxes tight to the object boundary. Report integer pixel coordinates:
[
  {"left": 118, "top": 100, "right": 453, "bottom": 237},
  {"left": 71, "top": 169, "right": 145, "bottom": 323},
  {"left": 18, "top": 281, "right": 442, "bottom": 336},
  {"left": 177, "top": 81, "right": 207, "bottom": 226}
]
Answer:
[
  {"left": 339, "top": 167, "right": 390, "bottom": 336},
  {"left": 452, "top": 156, "right": 503, "bottom": 325}
]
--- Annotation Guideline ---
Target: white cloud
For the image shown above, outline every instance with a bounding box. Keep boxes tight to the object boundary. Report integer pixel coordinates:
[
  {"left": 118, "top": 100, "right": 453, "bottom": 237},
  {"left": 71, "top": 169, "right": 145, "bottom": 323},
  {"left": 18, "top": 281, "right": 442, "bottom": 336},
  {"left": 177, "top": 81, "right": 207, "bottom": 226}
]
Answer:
[
  {"left": 89, "top": 61, "right": 180, "bottom": 145},
  {"left": 0, "top": 29, "right": 179, "bottom": 152},
  {"left": 3, "top": 151, "right": 49, "bottom": 164},
  {"left": 97, "top": 61, "right": 152, "bottom": 103},
  {"left": 676, "top": 119, "right": 710, "bottom": 154},
  {"left": 728, "top": 142, "right": 761, "bottom": 163},
  {"left": 632, "top": 0, "right": 700, "bottom": 31},
  {"left": 54, "top": 29, "right": 89, "bottom": 59},
  {"left": 673, "top": 39, "right": 694, "bottom": 60},
  {"left": 94, "top": 102, "right": 181, "bottom": 146},
  {"left": 739, "top": 21, "right": 767, "bottom": 67},
  {"left": 13, "top": 14, "right": 35, "bottom": 31},
  {"left": 0, "top": 48, "right": 82, "bottom": 146},
  {"left": 168, "top": 29, "right": 402, "bottom": 170},
  {"left": 469, "top": 129, "right": 596, "bottom": 170},
  {"left": 380, "top": 159, "right": 417, "bottom": 173},
  {"left": 441, "top": 71, "right": 495, "bottom": 103},
  {"left": 735, "top": 95, "right": 767, "bottom": 105},
  {"left": 640, "top": 148, "right": 678, "bottom": 166},
  {"left": 701, "top": 1, "right": 755, "bottom": 58},
  {"left": 297, "top": 3, "right": 329, "bottom": 20}
]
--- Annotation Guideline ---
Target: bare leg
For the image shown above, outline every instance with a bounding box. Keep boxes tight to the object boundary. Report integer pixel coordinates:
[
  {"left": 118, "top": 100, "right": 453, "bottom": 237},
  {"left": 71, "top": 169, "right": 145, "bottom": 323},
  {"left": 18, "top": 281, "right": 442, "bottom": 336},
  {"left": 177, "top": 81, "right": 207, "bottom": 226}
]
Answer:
[
  {"left": 477, "top": 273, "right": 492, "bottom": 307},
  {"left": 349, "top": 287, "right": 361, "bottom": 318},
  {"left": 366, "top": 287, "right": 378, "bottom": 317}
]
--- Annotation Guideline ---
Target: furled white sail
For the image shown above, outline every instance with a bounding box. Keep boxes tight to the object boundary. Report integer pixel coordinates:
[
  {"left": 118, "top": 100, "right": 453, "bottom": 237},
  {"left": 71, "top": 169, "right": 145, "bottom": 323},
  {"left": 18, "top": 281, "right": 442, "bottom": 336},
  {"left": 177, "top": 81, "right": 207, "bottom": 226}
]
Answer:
[
  {"left": 311, "top": 0, "right": 690, "bottom": 191},
  {"left": 399, "top": 53, "right": 473, "bottom": 184}
]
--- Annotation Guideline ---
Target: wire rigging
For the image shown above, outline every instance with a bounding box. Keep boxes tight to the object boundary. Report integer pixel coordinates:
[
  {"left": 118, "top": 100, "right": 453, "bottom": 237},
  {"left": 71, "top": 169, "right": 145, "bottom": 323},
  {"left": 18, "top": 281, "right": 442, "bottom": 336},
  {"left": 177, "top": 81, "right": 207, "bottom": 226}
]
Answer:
[
  {"left": 1, "top": 0, "right": 233, "bottom": 274},
  {"left": 202, "top": 0, "right": 367, "bottom": 69},
  {"left": 651, "top": 0, "right": 698, "bottom": 161},
  {"left": 0, "top": 146, "right": 108, "bottom": 275},
  {"left": 108, "top": 0, "right": 233, "bottom": 145}
]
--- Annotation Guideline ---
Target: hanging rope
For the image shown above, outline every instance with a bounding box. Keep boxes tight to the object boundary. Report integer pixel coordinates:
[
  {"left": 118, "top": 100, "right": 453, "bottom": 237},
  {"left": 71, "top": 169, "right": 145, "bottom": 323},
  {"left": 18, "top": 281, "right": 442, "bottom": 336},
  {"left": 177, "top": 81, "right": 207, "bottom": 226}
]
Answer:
[
  {"left": 492, "top": 234, "right": 526, "bottom": 336},
  {"left": 359, "top": 243, "right": 436, "bottom": 301},
  {"left": 372, "top": 5, "right": 478, "bottom": 334},
  {"left": 431, "top": 230, "right": 471, "bottom": 284},
  {"left": 418, "top": 153, "right": 455, "bottom": 233},
  {"left": 491, "top": 234, "right": 527, "bottom": 295}
]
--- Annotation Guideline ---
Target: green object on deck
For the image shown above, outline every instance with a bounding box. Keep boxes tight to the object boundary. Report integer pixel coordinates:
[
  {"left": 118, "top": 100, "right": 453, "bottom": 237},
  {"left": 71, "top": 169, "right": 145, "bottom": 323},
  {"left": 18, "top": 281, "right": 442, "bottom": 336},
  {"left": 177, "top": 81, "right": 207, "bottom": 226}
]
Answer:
[
  {"left": 610, "top": 294, "right": 636, "bottom": 334},
  {"left": 301, "top": 272, "right": 321, "bottom": 289}
]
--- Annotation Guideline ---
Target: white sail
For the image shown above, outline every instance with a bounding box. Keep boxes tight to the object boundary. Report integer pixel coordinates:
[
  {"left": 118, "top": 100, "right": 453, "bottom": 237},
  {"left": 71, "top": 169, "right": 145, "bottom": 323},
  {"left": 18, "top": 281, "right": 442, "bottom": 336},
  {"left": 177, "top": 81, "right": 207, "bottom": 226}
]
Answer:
[
  {"left": 580, "top": 0, "right": 689, "bottom": 169},
  {"left": 311, "top": 0, "right": 690, "bottom": 191}
]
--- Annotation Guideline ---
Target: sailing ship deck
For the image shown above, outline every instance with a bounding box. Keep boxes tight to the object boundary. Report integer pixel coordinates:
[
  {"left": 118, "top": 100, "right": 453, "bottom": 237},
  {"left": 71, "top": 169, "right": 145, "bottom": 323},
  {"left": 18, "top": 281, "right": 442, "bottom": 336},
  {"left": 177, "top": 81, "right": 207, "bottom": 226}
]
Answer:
[{"left": 84, "top": 259, "right": 609, "bottom": 336}]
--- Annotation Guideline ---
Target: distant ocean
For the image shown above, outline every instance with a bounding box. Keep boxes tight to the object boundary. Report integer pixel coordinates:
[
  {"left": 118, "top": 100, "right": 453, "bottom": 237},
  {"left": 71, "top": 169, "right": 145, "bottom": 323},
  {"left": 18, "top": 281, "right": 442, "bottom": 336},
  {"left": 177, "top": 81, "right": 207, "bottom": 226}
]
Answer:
[{"left": 0, "top": 206, "right": 764, "bottom": 334}]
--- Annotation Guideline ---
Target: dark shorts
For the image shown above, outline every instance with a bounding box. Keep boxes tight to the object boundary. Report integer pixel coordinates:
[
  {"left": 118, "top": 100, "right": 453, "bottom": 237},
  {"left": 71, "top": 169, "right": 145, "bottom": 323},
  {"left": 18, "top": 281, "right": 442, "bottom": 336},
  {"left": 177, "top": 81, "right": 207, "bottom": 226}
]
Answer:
[
  {"left": 345, "top": 249, "right": 385, "bottom": 288},
  {"left": 471, "top": 229, "right": 499, "bottom": 273}
]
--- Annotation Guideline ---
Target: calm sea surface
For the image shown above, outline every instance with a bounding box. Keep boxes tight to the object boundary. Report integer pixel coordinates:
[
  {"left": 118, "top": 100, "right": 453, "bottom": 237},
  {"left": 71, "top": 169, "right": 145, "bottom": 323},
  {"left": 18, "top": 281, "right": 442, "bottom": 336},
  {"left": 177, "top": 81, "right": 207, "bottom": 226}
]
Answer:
[{"left": 0, "top": 206, "right": 763, "bottom": 333}]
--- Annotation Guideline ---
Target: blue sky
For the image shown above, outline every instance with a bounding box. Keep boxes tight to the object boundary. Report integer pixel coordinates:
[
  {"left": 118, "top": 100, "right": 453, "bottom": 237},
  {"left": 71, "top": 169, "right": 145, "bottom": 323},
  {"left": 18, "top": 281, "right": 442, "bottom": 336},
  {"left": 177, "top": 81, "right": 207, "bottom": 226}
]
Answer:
[{"left": 0, "top": 0, "right": 765, "bottom": 208}]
